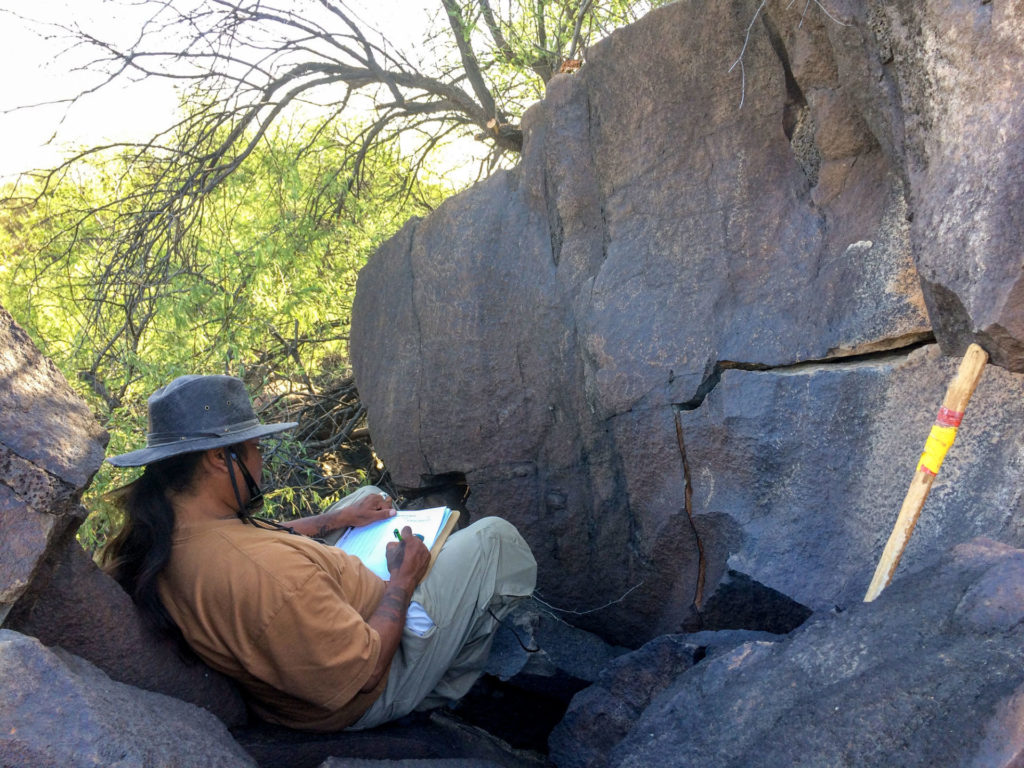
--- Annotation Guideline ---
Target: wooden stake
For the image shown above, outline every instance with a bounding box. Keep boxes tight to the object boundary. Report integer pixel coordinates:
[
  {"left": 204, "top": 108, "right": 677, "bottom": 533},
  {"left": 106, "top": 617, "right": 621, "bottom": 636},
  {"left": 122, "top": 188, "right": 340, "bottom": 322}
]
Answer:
[{"left": 864, "top": 343, "right": 989, "bottom": 602}]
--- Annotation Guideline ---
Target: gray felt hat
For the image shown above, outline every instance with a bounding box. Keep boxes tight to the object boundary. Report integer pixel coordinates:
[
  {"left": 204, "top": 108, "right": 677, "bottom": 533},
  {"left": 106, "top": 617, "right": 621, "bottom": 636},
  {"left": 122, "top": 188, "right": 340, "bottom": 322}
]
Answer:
[{"left": 106, "top": 374, "right": 297, "bottom": 467}]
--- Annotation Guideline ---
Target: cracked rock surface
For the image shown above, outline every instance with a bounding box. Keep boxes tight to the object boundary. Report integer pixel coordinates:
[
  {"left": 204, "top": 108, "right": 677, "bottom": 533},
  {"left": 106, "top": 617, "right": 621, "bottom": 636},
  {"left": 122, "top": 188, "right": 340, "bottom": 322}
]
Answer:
[
  {"left": 0, "top": 306, "right": 107, "bottom": 623},
  {"left": 605, "top": 538, "right": 1024, "bottom": 768},
  {"left": 351, "top": 0, "right": 1024, "bottom": 645}
]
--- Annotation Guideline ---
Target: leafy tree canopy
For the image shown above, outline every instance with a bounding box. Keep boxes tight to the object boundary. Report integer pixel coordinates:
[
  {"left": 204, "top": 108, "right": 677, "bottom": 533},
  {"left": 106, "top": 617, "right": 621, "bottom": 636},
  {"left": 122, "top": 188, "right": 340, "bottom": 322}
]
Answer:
[{"left": 1, "top": 118, "right": 446, "bottom": 548}]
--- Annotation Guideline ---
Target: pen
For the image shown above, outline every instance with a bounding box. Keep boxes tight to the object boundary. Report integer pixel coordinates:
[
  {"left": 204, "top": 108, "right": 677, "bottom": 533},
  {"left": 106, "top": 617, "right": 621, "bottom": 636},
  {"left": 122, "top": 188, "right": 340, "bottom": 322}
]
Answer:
[{"left": 393, "top": 528, "right": 424, "bottom": 541}]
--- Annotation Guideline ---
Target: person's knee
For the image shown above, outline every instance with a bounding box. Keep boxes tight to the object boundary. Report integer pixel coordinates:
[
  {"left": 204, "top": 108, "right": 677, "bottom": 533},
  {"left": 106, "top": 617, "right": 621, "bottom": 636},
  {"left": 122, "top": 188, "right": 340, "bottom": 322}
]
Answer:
[
  {"left": 432, "top": 516, "right": 535, "bottom": 590},
  {"left": 469, "top": 517, "right": 537, "bottom": 588},
  {"left": 467, "top": 515, "right": 524, "bottom": 544}
]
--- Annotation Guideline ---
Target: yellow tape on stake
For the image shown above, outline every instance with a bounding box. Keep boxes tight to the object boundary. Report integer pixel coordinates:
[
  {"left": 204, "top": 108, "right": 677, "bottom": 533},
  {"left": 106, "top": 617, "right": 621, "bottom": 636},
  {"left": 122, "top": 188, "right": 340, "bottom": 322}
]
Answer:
[
  {"left": 865, "top": 343, "right": 989, "bottom": 603},
  {"left": 916, "top": 424, "right": 957, "bottom": 475}
]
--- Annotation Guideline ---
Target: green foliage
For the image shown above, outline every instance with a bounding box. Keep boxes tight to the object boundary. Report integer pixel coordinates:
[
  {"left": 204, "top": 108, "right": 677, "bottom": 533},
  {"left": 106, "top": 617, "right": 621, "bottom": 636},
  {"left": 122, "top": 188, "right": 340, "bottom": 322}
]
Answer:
[
  {"left": 457, "top": 0, "right": 670, "bottom": 106},
  {"left": 0, "top": 118, "right": 448, "bottom": 551}
]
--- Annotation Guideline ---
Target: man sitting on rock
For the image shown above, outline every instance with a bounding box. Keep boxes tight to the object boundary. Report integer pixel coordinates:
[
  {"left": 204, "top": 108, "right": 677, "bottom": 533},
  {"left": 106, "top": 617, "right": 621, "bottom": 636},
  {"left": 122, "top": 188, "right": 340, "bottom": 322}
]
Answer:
[{"left": 101, "top": 374, "right": 537, "bottom": 731}]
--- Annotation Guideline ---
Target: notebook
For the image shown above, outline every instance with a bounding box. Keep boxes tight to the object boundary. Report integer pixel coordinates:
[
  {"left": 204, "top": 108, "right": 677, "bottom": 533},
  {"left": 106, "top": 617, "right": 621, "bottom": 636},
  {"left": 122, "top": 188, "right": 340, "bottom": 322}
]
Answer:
[{"left": 335, "top": 506, "right": 460, "bottom": 581}]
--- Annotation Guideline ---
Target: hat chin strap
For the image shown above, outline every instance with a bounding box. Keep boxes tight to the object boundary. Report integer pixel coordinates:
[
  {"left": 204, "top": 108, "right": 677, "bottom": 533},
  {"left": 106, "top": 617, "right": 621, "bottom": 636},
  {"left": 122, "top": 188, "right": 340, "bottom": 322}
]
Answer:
[
  {"left": 227, "top": 449, "right": 264, "bottom": 518},
  {"left": 227, "top": 448, "right": 297, "bottom": 535}
]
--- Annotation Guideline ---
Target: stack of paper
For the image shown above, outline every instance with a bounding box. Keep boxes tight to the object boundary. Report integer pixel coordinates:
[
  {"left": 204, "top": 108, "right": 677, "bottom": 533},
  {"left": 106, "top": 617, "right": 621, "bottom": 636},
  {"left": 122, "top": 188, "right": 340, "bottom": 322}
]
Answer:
[{"left": 335, "top": 506, "right": 458, "bottom": 581}]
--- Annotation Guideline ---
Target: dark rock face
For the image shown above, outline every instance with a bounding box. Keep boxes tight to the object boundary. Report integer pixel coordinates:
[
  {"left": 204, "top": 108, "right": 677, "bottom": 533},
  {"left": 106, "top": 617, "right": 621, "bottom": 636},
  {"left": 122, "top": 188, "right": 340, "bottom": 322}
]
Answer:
[
  {"left": 0, "top": 629, "right": 255, "bottom": 768},
  {"left": 547, "top": 628, "right": 784, "bottom": 768},
  {"left": 869, "top": 2, "right": 1024, "bottom": 370},
  {"left": 351, "top": 0, "right": 1024, "bottom": 645},
  {"left": 682, "top": 345, "right": 1024, "bottom": 613},
  {"left": 0, "top": 306, "right": 108, "bottom": 622},
  {"left": 547, "top": 635, "right": 702, "bottom": 768},
  {"left": 605, "top": 538, "right": 1024, "bottom": 768},
  {"left": 5, "top": 537, "right": 247, "bottom": 726}
]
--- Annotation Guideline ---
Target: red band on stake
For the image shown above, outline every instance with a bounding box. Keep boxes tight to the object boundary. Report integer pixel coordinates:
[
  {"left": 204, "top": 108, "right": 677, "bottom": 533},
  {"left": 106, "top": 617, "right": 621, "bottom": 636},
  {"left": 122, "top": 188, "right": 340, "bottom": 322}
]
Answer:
[{"left": 936, "top": 407, "right": 964, "bottom": 428}]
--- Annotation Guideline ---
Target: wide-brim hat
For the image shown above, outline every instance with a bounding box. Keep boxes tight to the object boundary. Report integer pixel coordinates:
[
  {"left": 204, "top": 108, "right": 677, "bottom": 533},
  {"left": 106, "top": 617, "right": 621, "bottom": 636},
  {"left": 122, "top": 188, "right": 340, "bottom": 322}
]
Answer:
[{"left": 106, "top": 374, "right": 297, "bottom": 467}]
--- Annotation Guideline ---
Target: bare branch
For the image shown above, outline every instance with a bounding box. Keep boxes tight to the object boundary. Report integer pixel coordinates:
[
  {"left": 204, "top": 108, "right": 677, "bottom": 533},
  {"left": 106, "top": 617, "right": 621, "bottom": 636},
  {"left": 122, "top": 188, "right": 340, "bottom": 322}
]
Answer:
[
  {"left": 478, "top": 0, "right": 516, "bottom": 64},
  {"left": 439, "top": 0, "right": 500, "bottom": 121},
  {"left": 568, "top": 0, "right": 595, "bottom": 61}
]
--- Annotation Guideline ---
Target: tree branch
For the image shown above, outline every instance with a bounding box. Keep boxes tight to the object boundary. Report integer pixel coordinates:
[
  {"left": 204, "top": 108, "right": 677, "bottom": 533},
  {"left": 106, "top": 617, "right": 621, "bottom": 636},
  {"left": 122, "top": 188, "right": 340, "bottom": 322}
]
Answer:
[{"left": 439, "top": 0, "right": 500, "bottom": 121}]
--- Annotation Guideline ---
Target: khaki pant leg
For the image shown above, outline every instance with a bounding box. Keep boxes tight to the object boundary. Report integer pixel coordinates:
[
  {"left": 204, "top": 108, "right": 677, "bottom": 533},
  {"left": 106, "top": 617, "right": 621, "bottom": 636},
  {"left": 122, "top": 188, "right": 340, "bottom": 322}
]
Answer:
[{"left": 349, "top": 516, "right": 536, "bottom": 729}]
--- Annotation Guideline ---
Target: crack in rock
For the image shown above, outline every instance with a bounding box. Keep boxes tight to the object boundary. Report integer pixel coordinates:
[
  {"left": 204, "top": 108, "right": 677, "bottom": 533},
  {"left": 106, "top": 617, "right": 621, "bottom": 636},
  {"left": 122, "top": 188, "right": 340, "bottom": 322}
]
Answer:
[{"left": 678, "top": 333, "right": 935, "bottom": 412}]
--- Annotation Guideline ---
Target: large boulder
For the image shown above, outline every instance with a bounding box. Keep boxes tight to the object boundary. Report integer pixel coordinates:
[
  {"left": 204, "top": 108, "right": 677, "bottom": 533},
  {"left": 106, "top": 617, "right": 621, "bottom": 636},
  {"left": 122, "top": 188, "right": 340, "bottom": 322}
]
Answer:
[
  {"left": 350, "top": 0, "right": 1024, "bottom": 645},
  {"left": 0, "top": 629, "right": 255, "bottom": 768},
  {"left": 602, "top": 537, "right": 1024, "bottom": 767},
  {"left": 0, "top": 306, "right": 107, "bottom": 623},
  {"left": 547, "top": 634, "right": 703, "bottom": 768},
  {"left": 868, "top": 2, "right": 1024, "bottom": 369},
  {"left": 5, "top": 536, "right": 247, "bottom": 725}
]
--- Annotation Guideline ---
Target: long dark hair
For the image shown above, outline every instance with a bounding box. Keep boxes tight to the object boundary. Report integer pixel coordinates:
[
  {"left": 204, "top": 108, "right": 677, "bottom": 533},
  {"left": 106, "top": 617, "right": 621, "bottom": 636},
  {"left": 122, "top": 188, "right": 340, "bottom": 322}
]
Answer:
[{"left": 101, "top": 450, "right": 205, "bottom": 655}]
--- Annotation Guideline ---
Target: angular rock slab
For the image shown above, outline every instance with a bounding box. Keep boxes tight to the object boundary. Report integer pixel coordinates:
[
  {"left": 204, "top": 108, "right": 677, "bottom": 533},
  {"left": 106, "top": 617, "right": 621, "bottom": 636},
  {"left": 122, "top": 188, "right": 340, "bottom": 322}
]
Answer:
[
  {"left": 352, "top": 0, "right": 929, "bottom": 645},
  {"left": 236, "top": 710, "right": 545, "bottom": 768},
  {"left": 6, "top": 537, "right": 247, "bottom": 727},
  {"left": 547, "top": 628, "right": 784, "bottom": 768},
  {"left": 548, "top": 635, "right": 702, "bottom": 768},
  {"left": 606, "top": 538, "right": 1024, "bottom": 767},
  {"left": 0, "top": 306, "right": 107, "bottom": 490},
  {"left": 0, "top": 305, "right": 108, "bottom": 622},
  {"left": 0, "top": 485, "right": 58, "bottom": 618},
  {"left": 484, "top": 601, "right": 627, "bottom": 684},
  {"left": 682, "top": 344, "right": 1024, "bottom": 613},
  {"left": 0, "top": 629, "right": 255, "bottom": 768},
  {"left": 872, "top": 1, "right": 1024, "bottom": 369}
]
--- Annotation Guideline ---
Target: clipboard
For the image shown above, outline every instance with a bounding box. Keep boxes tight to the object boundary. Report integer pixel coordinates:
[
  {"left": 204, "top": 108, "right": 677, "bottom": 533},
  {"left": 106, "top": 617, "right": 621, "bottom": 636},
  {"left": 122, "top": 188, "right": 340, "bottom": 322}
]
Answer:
[{"left": 335, "top": 506, "right": 460, "bottom": 581}]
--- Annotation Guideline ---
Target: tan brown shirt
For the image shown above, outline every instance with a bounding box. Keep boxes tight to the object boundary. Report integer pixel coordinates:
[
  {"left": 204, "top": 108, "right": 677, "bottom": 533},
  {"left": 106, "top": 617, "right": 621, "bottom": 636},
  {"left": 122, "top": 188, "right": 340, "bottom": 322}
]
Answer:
[{"left": 158, "top": 517, "right": 388, "bottom": 730}]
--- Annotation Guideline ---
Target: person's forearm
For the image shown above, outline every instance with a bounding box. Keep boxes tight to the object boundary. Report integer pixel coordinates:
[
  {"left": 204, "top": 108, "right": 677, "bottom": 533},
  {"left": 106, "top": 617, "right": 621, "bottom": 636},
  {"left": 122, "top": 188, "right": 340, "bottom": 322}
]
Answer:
[
  {"left": 290, "top": 491, "right": 395, "bottom": 538},
  {"left": 287, "top": 509, "right": 344, "bottom": 539},
  {"left": 360, "top": 576, "right": 416, "bottom": 692}
]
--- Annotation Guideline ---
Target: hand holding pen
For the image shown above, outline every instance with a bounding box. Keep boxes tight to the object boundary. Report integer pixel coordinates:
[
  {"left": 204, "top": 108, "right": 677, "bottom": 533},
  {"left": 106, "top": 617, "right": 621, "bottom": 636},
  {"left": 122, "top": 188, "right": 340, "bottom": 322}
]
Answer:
[
  {"left": 393, "top": 528, "right": 425, "bottom": 542},
  {"left": 385, "top": 525, "right": 430, "bottom": 584}
]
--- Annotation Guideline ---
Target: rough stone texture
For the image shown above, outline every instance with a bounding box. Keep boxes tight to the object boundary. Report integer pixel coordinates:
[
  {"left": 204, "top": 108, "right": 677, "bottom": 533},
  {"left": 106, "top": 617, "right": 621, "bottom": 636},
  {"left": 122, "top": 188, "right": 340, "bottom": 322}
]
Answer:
[
  {"left": 547, "top": 635, "right": 702, "bottom": 768},
  {"left": 866, "top": 1, "right": 1024, "bottom": 370},
  {"left": 0, "top": 306, "right": 108, "bottom": 491},
  {"left": 234, "top": 711, "right": 546, "bottom": 768},
  {"left": 547, "top": 628, "right": 783, "bottom": 768},
  {"left": 683, "top": 344, "right": 1024, "bottom": 614},
  {"left": 5, "top": 536, "right": 248, "bottom": 727},
  {"left": 605, "top": 538, "right": 1024, "bottom": 767},
  {"left": 0, "top": 485, "right": 58, "bottom": 613},
  {"left": 351, "top": 0, "right": 1024, "bottom": 645},
  {"left": 0, "top": 306, "right": 108, "bottom": 621},
  {"left": 484, "top": 600, "right": 627, "bottom": 684},
  {"left": 0, "top": 629, "right": 255, "bottom": 768}
]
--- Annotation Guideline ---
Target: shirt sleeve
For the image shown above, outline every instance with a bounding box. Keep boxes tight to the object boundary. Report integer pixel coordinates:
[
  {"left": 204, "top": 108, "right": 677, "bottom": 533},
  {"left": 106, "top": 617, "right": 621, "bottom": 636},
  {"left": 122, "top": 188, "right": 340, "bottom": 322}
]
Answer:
[{"left": 244, "top": 566, "right": 382, "bottom": 711}]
